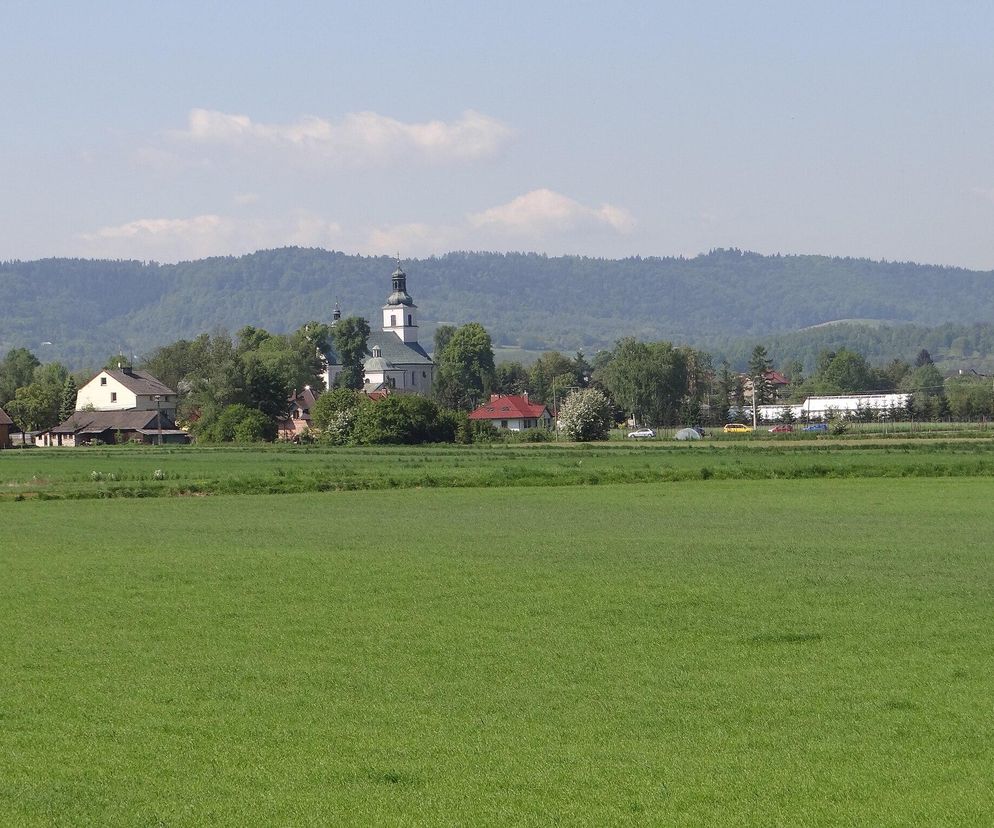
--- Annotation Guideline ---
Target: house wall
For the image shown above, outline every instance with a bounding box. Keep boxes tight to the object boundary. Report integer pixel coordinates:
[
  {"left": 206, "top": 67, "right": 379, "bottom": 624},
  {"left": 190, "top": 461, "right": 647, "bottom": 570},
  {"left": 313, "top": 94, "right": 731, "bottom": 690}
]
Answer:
[
  {"left": 75, "top": 372, "right": 177, "bottom": 415},
  {"left": 0, "top": 423, "right": 9, "bottom": 449}
]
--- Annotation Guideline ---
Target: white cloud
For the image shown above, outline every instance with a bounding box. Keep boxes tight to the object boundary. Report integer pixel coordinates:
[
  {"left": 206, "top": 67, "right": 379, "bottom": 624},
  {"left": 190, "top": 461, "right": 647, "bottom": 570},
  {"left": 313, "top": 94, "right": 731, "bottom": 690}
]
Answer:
[
  {"left": 170, "top": 108, "right": 515, "bottom": 166},
  {"left": 74, "top": 189, "right": 635, "bottom": 261},
  {"left": 78, "top": 213, "right": 344, "bottom": 262},
  {"left": 469, "top": 188, "right": 635, "bottom": 236}
]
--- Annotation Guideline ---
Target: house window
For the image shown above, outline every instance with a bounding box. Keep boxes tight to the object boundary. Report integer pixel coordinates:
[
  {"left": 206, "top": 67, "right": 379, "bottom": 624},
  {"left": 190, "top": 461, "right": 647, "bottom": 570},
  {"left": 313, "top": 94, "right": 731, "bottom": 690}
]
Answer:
[
  {"left": 100, "top": 377, "right": 107, "bottom": 386},
  {"left": 501, "top": 420, "right": 508, "bottom": 428},
  {"left": 110, "top": 392, "right": 117, "bottom": 402}
]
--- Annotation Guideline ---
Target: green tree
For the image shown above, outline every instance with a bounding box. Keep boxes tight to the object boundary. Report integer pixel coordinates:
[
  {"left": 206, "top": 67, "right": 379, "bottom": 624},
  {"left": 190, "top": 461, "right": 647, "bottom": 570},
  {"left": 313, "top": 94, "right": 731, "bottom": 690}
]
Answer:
[
  {"left": 59, "top": 375, "right": 78, "bottom": 421},
  {"left": 193, "top": 403, "right": 274, "bottom": 442},
  {"left": 433, "top": 323, "right": 495, "bottom": 410},
  {"left": 311, "top": 387, "right": 369, "bottom": 444},
  {"left": 352, "top": 395, "right": 459, "bottom": 445},
  {"left": 596, "top": 339, "right": 689, "bottom": 426},
  {"left": 0, "top": 348, "right": 41, "bottom": 406},
  {"left": 557, "top": 388, "right": 612, "bottom": 442},
  {"left": 332, "top": 317, "right": 371, "bottom": 390},
  {"left": 747, "top": 345, "right": 774, "bottom": 404}
]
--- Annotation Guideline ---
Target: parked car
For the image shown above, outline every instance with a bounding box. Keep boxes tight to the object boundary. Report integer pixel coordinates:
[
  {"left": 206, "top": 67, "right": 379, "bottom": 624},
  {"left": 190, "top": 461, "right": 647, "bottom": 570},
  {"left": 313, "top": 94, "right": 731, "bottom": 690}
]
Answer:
[
  {"left": 769, "top": 424, "right": 794, "bottom": 433},
  {"left": 723, "top": 423, "right": 752, "bottom": 433},
  {"left": 627, "top": 428, "right": 656, "bottom": 439},
  {"left": 802, "top": 423, "right": 828, "bottom": 432}
]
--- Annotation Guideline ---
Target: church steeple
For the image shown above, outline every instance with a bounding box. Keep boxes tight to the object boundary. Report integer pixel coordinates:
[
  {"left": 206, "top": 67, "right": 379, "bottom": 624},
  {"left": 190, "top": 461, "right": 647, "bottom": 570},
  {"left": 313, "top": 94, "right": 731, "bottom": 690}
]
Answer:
[
  {"left": 382, "top": 257, "right": 419, "bottom": 343},
  {"left": 386, "top": 258, "right": 414, "bottom": 307}
]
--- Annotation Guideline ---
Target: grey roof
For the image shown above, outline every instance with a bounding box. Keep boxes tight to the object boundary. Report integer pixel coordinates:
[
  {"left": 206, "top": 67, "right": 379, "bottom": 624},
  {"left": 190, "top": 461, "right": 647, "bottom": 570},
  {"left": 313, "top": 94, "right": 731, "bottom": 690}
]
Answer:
[
  {"left": 324, "top": 332, "right": 433, "bottom": 368},
  {"left": 367, "top": 332, "right": 433, "bottom": 366},
  {"left": 51, "top": 410, "right": 176, "bottom": 435},
  {"left": 0, "top": 407, "right": 12, "bottom": 426},
  {"left": 97, "top": 369, "right": 176, "bottom": 397}
]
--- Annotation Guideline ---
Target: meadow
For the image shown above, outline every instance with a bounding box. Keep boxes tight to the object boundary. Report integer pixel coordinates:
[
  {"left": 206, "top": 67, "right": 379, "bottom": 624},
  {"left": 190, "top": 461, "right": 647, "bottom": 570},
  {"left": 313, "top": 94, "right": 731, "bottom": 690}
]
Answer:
[
  {"left": 2, "top": 444, "right": 993, "bottom": 824},
  {"left": 6, "top": 437, "right": 994, "bottom": 500}
]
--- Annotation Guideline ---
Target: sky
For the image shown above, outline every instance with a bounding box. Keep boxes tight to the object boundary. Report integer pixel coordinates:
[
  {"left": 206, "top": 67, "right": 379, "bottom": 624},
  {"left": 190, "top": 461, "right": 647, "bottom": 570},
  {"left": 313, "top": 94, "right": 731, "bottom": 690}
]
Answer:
[{"left": 4, "top": 1, "right": 994, "bottom": 269}]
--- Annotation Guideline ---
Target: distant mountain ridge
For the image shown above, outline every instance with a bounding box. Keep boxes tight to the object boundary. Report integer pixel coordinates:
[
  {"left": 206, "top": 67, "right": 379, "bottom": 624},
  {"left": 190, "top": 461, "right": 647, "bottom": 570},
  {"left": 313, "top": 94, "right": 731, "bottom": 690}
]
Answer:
[{"left": 1, "top": 247, "right": 992, "bottom": 369}]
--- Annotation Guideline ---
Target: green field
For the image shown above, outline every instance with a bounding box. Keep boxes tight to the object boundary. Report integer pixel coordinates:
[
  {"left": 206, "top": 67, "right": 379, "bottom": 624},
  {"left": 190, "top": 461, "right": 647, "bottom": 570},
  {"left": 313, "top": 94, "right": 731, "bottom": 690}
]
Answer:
[
  {"left": 2, "top": 446, "right": 994, "bottom": 825},
  {"left": 7, "top": 439, "right": 994, "bottom": 500}
]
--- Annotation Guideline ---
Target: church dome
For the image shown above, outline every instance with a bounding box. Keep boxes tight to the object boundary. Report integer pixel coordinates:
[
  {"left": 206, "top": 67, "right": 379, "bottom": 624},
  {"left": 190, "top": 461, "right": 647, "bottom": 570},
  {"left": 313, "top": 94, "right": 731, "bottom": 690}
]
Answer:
[
  {"left": 386, "top": 263, "right": 414, "bottom": 306},
  {"left": 364, "top": 345, "right": 394, "bottom": 373}
]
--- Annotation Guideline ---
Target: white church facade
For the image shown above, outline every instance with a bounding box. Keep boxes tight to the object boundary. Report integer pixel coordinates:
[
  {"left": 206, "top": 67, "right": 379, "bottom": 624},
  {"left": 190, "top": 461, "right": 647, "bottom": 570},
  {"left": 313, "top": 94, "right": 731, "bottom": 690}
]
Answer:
[{"left": 323, "top": 262, "right": 436, "bottom": 394}]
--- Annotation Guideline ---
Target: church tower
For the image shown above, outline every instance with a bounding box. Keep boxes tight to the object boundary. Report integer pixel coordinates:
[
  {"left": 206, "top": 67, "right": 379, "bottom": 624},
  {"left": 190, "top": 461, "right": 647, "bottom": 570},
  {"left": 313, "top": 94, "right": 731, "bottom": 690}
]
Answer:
[{"left": 382, "top": 261, "right": 419, "bottom": 344}]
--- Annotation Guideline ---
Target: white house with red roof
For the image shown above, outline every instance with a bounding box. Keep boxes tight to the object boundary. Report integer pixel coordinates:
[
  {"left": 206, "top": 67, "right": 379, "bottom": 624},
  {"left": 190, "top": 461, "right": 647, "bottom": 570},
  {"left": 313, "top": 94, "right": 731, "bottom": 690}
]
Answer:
[{"left": 468, "top": 394, "right": 552, "bottom": 432}]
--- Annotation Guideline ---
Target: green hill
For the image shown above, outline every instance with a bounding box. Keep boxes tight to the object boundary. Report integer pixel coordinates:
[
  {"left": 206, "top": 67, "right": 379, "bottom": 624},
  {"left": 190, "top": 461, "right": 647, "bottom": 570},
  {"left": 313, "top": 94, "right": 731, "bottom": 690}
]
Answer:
[{"left": 2, "top": 248, "right": 993, "bottom": 369}]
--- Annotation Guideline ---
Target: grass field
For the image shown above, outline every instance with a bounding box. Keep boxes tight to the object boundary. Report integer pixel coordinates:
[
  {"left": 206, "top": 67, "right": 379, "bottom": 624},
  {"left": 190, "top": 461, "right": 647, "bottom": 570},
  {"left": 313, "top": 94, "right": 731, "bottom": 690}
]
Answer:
[
  {"left": 2, "top": 468, "right": 993, "bottom": 825},
  {"left": 7, "top": 438, "right": 994, "bottom": 500}
]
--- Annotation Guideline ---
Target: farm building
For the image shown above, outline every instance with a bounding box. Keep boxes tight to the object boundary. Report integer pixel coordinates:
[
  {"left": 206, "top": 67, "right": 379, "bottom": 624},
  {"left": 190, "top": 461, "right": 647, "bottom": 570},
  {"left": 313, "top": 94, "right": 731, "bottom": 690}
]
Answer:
[
  {"left": 0, "top": 406, "right": 13, "bottom": 449},
  {"left": 756, "top": 393, "right": 911, "bottom": 422},
  {"left": 469, "top": 394, "right": 552, "bottom": 431},
  {"left": 35, "top": 410, "right": 189, "bottom": 447},
  {"left": 278, "top": 386, "right": 318, "bottom": 442},
  {"left": 37, "top": 365, "right": 188, "bottom": 446}
]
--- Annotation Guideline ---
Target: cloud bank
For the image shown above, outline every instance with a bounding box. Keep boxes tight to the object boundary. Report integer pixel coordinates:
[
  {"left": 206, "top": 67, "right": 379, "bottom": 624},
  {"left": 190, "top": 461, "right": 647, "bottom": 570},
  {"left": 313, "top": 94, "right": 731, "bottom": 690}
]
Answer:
[
  {"left": 168, "top": 108, "right": 515, "bottom": 166},
  {"left": 78, "top": 189, "right": 634, "bottom": 261}
]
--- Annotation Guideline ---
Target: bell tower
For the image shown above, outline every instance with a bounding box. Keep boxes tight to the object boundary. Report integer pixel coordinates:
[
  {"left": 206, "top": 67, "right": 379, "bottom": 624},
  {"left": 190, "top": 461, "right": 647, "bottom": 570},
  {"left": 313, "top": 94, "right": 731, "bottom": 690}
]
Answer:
[{"left": 382, "top": 259, "right": 419, "bottom": 343}]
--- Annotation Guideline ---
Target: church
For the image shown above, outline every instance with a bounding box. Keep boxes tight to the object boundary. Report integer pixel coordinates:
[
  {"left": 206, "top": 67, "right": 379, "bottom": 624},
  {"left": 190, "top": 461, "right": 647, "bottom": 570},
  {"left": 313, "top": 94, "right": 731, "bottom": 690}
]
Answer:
[{"left": 322, "top": 261, "right": 435, "bottom": 394}]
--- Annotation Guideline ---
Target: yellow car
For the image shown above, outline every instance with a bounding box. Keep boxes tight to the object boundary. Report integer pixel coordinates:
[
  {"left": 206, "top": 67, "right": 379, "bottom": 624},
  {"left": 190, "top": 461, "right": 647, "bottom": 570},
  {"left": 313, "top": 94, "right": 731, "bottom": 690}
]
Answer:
[{"left": 723, "top": 423, "right": 753, "bottom": 433}]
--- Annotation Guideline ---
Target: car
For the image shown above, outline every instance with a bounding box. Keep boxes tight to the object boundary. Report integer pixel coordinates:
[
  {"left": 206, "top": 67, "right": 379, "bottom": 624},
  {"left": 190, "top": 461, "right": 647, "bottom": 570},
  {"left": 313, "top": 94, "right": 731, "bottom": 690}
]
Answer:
[
  {"left": 723, "top": 423, "right": 752, "bottom": 433},
  {"left": 769, "top": 424, "right": 794, "bottom": 433},
  {"left": 627, "top": 428, "right": 656, "bottom": 439},
  {"left": 803, "top": 423, "right": 828, "bottom": 432}
]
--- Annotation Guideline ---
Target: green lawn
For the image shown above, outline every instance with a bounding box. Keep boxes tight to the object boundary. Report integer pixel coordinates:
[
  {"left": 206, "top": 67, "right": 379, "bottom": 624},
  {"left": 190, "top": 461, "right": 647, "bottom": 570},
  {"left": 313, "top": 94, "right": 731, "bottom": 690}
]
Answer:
[
  {"left": 2, "top": 479, "right": 992, "bottom": 825},
  {"left": 6, "top": 439, "right": 994, "bottom": 500}
]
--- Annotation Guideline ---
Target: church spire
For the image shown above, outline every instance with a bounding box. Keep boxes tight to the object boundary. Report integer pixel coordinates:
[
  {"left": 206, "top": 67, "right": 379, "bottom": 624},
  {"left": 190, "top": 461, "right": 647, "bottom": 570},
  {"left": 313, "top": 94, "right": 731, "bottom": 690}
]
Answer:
[{"left": 387, "top": 256, "right": 413, "bottom": 306}]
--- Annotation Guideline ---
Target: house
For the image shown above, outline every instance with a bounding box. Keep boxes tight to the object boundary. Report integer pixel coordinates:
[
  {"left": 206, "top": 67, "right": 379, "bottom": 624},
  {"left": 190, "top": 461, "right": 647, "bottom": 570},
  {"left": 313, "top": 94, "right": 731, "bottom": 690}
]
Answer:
[
  {"left": 323, "top": 262, "right": 435, "bottom": 395},
  {"left": 76, "top": 364, "right": 179, "bottom": 418},
  {"left": 278, "top": 386, "right": 318, "bottom": 441},
  {"left": 0, "top": 407, "right": 13, "bottom": 449},
  {"left": 744, "top": 370, "right": 790, "bottom": 402},
  {"left": 37, "top": 364, "right": 189, "bottom": 446},
  {"left": 469, "top": 394, "right": 553, "bottom": 431},
  {"left": 35, "top": 409, "right": 189, "bottom": 447}
]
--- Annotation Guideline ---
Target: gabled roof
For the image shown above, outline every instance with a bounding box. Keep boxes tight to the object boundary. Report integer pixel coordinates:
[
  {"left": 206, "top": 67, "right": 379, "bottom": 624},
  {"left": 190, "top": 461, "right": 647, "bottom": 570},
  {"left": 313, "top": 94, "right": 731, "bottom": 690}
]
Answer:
[
  {"left": 0, "top": 407, "right": 13, "bottom": 426},
  {"left": 469, "top": 395, "right": 550, "bottom": 421},
  {"left": 51, "top": 409, "right": 174, "bottom": 435},
  {"left": 93, "top": 369, "right": 176, "bottom": 397},
  {"left": 325, "top": 332, "right": 433, "bottom": 368},
  {"left": 764, "top": 370, "right": 790, "bottom": 386}
]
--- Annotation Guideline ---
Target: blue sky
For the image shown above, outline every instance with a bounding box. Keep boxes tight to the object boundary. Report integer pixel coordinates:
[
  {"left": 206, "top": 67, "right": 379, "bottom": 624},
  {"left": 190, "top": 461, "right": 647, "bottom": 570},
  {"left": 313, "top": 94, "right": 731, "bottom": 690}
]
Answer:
[{"left": 4, "top": 1, "right": 994, "bottom": 268}]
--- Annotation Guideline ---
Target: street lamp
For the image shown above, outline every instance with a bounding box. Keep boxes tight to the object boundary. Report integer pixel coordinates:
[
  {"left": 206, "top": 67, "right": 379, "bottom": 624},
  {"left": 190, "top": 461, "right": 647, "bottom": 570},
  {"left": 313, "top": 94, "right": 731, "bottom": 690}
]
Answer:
[{"left": 154, "top": 394, "right": 163, "bottom": 446}]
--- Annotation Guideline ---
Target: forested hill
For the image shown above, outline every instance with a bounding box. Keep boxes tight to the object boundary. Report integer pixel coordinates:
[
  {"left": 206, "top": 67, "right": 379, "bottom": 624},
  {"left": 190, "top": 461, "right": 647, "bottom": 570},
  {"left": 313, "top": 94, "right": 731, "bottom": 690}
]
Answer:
[{"left": 2, "top": 248, "right": 993, "bottom": 369}]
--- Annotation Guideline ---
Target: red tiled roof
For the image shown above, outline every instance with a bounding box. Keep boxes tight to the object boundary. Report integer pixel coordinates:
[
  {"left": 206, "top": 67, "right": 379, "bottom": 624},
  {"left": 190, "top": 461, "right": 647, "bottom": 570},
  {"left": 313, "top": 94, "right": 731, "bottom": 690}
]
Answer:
[
  {"left": 468, "top": 395, "right": 550, "bottom": 421},
  {"left": 765, "top": 370, "right": 789, "bottom": 385}
]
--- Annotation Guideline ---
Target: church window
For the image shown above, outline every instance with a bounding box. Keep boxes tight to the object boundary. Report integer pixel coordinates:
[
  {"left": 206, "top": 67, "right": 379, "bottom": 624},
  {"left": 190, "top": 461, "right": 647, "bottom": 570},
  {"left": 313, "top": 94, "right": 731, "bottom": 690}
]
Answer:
[
  {"left": 412, "top": 371, "right": 416, "bottom": 384},
  {"left": 408, "top": 314, "right": 413, "bottom": 326},
  {"left": 391, "top": 314, "right": 397, "bottom": 326}
]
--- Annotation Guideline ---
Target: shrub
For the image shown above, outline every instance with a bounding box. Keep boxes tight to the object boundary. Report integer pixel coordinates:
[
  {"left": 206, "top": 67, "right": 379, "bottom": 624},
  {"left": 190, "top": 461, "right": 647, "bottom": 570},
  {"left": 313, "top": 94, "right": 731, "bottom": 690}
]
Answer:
[{"left": 558, "top": 388, "right": 612, "bottom": 442}]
